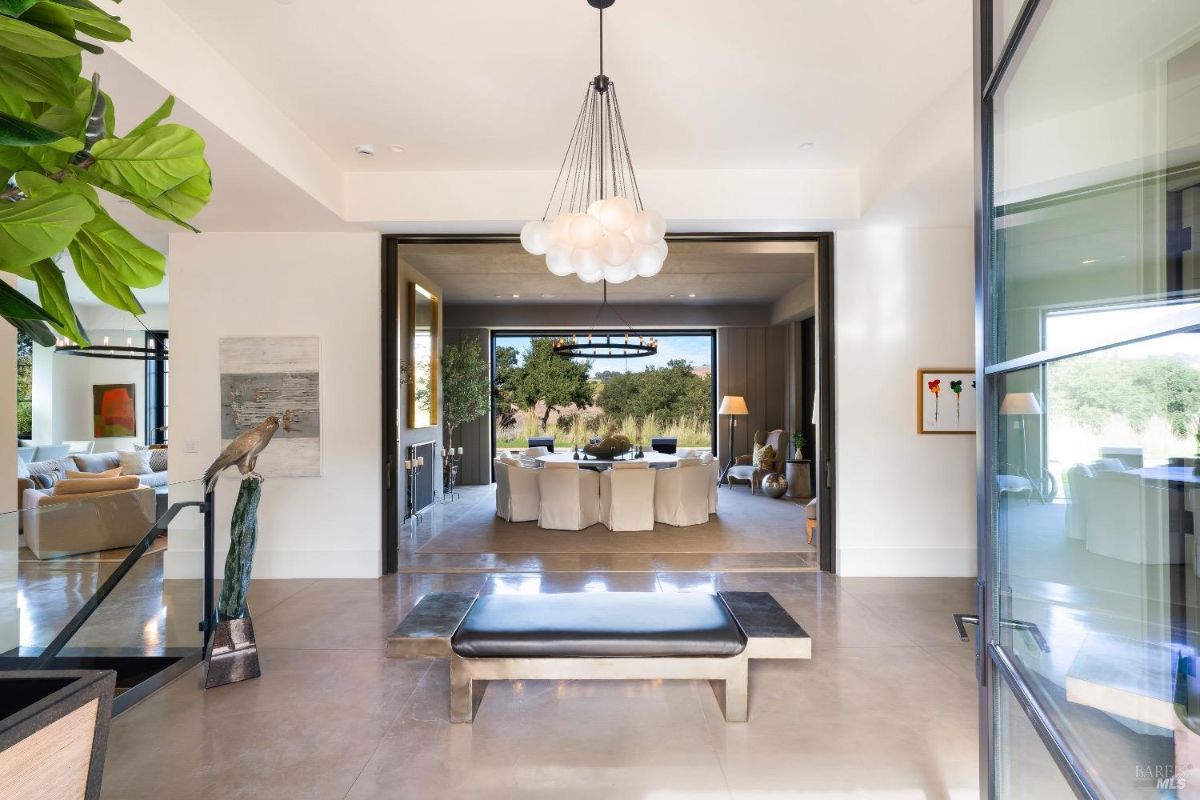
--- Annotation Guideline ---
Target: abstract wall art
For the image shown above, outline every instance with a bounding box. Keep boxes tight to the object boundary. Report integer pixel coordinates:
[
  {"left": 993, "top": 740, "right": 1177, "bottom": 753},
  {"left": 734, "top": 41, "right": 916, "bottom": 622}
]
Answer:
[
  {"left": 93, "top": 383, "right": 136, "bottom": 437},
  {"left": 219, "top": 337, "right": 321, "bottom": 477},
  {"left": 917, "top": 368, "right": 976, "bottom": 434}
]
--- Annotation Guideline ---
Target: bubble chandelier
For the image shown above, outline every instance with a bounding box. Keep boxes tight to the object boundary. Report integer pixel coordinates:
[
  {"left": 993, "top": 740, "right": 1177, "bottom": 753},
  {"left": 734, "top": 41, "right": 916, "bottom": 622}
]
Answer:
[{"left": 519, "top": 0, "right": 667, "bottom": 284}]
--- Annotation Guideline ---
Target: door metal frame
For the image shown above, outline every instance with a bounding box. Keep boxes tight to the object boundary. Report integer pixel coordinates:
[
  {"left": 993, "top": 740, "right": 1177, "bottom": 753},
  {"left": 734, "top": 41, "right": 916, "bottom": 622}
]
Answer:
[{"left": 382, "top": 232, "right": 836, "bottom": 574}]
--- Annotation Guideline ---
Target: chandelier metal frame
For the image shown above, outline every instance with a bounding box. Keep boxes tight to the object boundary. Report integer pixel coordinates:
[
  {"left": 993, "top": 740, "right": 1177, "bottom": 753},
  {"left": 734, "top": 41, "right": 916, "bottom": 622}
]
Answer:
[{"left": 552, "top": 281, "right": 658, "bottom": 359}]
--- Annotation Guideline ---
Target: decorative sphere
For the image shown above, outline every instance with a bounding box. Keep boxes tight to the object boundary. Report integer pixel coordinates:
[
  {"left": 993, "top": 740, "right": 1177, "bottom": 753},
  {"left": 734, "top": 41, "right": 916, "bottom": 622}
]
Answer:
[
  {"left": 631, "top": 244, "right": 665, "bottom": 277},
  {"left": 548, "top": 213, "right": 574, "bottom": 248},
  {"left": 599, "top": 196, "right": 636, "bottom": 232},
  {"left": 569, "top": 213, "right": 603, "bottom": 249},
  {"left": 587, "top": 199, "right": 604, "bottom": 219},
  {"left": 577, "top": 262, "right": 605, "bottom": 283},
  {"left": 652, "top": 239, "right": 668, "bottom": 259},
  {"left": 520, "top": 220, "right": 551, "bottom": 255},
  {"left": 571, "top": 246, "right": 604, "bottom": 280},
  {"left": 630, "top": 208, "right": 666, "bottom": 244},
  {"left": 761, "top": 472, "right": 788, "bottom": 499},
  {"left": 546, "top": 245, "right": 574, "bottom": 276},
  {"left": 604, "top": 262, "right": 635, "bottom": 283},
  {"left": 599, "top": 231, "right": 633, "bottom": 266}
]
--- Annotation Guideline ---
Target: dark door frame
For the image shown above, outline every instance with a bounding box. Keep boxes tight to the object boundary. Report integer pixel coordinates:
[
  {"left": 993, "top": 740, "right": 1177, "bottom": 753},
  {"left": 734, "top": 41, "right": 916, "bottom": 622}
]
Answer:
[{"left": 381, "top": 231, "right": 836, "bottom": 574}]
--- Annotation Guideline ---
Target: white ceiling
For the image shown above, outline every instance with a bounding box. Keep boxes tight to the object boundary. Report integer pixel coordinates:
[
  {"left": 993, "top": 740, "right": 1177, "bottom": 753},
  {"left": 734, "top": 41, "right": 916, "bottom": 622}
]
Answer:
[
  {"left": 158, "top": 0, "right": 970, "bottom": 174},
  {"left": 397, "top": 240, "right": 815, "bottom": 304}
]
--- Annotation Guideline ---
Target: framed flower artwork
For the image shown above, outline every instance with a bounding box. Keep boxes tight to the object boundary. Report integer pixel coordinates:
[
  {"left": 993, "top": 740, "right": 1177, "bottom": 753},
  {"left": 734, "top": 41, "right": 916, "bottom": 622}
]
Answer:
[{"left": 917, "top": 368, "right": 976, "bottom": 434}]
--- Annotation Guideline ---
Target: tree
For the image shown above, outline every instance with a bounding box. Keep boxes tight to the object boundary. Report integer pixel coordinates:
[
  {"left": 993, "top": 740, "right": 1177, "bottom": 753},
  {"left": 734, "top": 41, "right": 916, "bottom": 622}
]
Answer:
[
  {"left": 493, "top": 345, "right": 520, "bottom": 432},
  {"left": 1050, "top": 355, "right": 1200, "bottom": 437},
  {"left": 441, "top": 337, "right": 491, "bottom": 451},
  {"left": 0, "top": 4, "right": 212, "bottom": 347},
  {"left": 598, "top": 359, "right": 711, "bottom": 425},
  {"left": 498, "top": 338, "right": 593, "bottom": 430}
]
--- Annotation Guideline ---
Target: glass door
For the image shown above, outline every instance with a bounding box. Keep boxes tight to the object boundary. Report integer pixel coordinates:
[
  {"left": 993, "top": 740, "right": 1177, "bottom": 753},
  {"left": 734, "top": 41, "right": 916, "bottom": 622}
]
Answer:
[{"left": 978, "top": 0, "right": 1200, "bottom": 796}]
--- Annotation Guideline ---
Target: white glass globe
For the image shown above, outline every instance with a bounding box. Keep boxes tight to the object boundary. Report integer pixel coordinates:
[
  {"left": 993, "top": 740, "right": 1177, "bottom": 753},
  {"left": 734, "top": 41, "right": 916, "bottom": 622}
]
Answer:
[
  {"left": 546, "top": 245, "right": 574, "bottom": 276},
  {"left": 587, "top": 199, "right": 604, "bottom": 219},
  {"left": 520, "top": 220, "right": 551, "bottom": 255},
  {"left": 571, "top": 246, "right": 604, "bottom": 279},
  {"left": 652, "top": 239, "right": 668, "bottom": 259},
  {"left": 599, "top": 196, "right": 636, "bottom": 232},
  {"left": 604, "top": 262, "right": 635, "bottom": 284},
  {"left": 577, "top": 262, "right": 605, "bottom": 283},
  {"left": 598, "top": 231, "right": 633, "bottom": 266},
  {"left": 548, "top": 213, "right": 574, "bottom": 248},
  {"left": 632, "top": 244, "right": 665, "bottom": 277},
  {"left": 568, "top": 214, "right": 603, "bottom": 249},
  {"left": 630, "top": 208, "right": 666, "bottom": 244}
]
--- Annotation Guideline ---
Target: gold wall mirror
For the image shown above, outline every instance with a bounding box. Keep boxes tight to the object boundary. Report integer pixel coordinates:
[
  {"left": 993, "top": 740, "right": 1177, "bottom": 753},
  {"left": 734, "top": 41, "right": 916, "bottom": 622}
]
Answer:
[{"left": 408, "top": 282, "right": 439, "bottom": 428}]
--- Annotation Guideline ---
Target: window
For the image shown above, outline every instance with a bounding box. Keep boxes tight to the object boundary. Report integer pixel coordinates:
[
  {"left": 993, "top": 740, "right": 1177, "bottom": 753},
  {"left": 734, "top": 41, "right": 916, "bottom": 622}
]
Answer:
[
  {"left": 145, "top": 331, "right": 168, "bottom": 444},
  {"left": 16, "top": 330, "right": 31, "bottom": 440}
]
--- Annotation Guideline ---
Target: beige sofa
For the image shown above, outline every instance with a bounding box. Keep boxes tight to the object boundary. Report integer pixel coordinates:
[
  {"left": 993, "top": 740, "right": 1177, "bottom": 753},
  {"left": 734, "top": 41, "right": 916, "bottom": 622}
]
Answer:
[{"left": 22, "top": 485, "right": 156, "bottom": 559}]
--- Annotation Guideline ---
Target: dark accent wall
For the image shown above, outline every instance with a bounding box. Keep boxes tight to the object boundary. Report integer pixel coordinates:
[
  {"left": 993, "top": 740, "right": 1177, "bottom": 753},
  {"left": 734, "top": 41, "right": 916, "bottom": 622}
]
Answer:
[{"left": 716, "top": 324, "right": 807, "bottom": 466}]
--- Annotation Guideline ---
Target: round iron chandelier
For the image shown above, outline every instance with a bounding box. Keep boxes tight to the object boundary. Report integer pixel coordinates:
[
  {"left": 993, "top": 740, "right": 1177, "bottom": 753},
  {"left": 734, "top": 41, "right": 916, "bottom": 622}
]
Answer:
[
  {"left": 520, "top": 0, "right": 667, "bottom": 284},
  {"left": 552, "top": 281, "right": 658, "bottom": 359}
]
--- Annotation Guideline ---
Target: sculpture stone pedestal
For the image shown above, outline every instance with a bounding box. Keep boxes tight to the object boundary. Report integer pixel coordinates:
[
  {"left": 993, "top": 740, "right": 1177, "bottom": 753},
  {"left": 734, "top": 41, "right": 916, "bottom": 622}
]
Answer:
[
  {"left": 785, "top": 460, "right": 812, "bottom": 500},
  {"left": 204, "top": 476, "right": 263, "bottom": 689},
  {"left": 203, "top": 614, "right": 261, "bottom": 689}
]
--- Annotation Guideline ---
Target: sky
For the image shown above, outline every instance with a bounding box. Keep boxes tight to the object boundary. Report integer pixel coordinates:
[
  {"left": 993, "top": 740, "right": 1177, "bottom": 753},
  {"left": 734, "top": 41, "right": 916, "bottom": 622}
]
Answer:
[{"left": 494, "top": 333, "right": 713, "bottom": 373}]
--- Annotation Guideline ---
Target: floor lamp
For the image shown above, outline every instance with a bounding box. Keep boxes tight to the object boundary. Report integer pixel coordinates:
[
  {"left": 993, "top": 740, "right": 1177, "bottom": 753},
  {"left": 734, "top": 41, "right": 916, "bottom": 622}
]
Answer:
[
  {"left": 718, "top": 395, "right": 749, "bottom": 484},
  {"left": 999, "top": 391, "right": 1044, "bottom": 500}
]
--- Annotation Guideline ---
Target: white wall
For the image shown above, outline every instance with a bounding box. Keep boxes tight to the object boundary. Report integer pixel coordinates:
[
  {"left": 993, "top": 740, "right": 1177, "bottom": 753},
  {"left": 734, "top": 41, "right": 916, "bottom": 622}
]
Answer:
[
  {"left": 164, "top": 232, "right": 382, "bottom": 579},
  {"left": 0, "top": 294, "right": 16, "bottom": 650},
  {"left": 833, "top": 226, "right": 976, "bottom": 576}
]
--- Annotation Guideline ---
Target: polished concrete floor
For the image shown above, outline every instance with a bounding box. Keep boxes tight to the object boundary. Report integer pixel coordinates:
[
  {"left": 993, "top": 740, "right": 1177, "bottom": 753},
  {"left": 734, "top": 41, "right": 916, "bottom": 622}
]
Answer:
[{"left": 97, "top": 571, "right": 981, "bottom": 799}]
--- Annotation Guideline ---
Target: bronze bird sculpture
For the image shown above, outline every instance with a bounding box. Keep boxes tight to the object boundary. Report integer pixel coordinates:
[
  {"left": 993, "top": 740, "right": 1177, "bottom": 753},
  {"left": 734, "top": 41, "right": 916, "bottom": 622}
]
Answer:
[{"left": 203, "top": 415, "right": 280, "bottom": 494}]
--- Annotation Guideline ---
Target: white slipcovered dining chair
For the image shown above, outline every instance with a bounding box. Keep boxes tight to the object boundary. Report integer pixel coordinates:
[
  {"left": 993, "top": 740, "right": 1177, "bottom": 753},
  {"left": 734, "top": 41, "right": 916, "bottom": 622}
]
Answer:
[
  {"left": 600, "top": 461, "right": 655, "bottom": 531},
  {"left": 537, "top": 462, "right": 600, "bottom": 530},
  {"left": 494, "top": 457, "right": 539, "bottom": 522},
  {"left": 525, "top": 446, "right": 550, "bottom": 458},
  {"left": 701, "top": 452, "right": 718, "bottom": 514},
  {"left": 654, "top": 457, "right": 712, "bottom": 527},
  {"left": 1084, "top": 470, "right": 1178, "bottom": 564}
]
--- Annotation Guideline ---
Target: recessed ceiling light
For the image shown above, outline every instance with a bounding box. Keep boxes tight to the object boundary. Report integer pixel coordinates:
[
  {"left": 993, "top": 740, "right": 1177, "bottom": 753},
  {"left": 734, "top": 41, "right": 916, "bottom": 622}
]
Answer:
[
  {"left": 495, "top": 294, "right": 502, "bottom": 298},
  {"left": 688, "top": 293, "right": 696, "bottom": 298},
  {"left": 669, "top": 293, "right": 676, "bottom": 298},
  {"left": 541, "top": 293, "right": 555, "bottom": 298},
  {"left": 798, "top": 142, "right": 815, "bottom": 151},
  {"left": 390, "top": 144, "right": 405, "bottom": 154},
  {"left": 355, "top": 144, "right": 375, "bottom": 157},
  {"left": 512, "top": 294, "right": 520, "bottom": 298},
  {"left": 1081, "top": 258, "right": 1097, "bottom": 265}
]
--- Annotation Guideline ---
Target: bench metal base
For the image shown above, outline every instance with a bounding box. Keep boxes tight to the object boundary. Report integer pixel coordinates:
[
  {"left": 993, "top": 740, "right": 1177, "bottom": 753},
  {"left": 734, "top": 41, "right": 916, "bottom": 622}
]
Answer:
[
  {"left": 450, "top": 652, "right": 751, "bottom": 723},
  {"left": 387, "top": 591, "right": 810, "bottom": 724}
]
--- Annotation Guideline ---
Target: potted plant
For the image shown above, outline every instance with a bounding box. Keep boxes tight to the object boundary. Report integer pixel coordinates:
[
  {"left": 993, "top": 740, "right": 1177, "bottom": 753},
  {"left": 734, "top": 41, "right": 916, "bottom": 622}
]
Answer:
[
  {"left": 785, "top": 431, "right": 812, "bottom": 500},
  {"left": 789, "top": 431, "right": 808, "bottom": 462},
  {"left": 441, "top": 337, "right": 491, "bottom": 463}
]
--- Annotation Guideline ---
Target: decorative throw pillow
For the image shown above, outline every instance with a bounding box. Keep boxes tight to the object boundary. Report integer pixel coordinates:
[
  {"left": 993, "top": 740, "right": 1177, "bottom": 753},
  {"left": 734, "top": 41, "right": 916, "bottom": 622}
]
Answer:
[
  {"left": 65, "top": 467, "right": 122, "bottom": 480},
  {"left": 134, "top": 443, "right": 168, "bottom": 472},
  {"left": 752, "top": 443, "right": 776, "bottom": 470},
  {"left": 118, "top": 449, "right": 153, "bottom": 476},
  {"left": 30, "top": 472, "right": 62, "bottom": 490},
  {"left": 73, "top": 452, "right": 120, "bottom": 473}
]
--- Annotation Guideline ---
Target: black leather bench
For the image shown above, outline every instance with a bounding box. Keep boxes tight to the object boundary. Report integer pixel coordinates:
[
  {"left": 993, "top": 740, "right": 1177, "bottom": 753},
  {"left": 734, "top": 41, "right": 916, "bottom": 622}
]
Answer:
[{"left": 388, "top": 591, "right": 811, "bottom": 722}]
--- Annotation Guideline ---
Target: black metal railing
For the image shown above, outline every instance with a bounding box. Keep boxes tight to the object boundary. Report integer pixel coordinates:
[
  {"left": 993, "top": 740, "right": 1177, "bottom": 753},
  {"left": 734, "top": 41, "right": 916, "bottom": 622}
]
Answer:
[{"left": 26, "top": 489, "right": 216, "bottom": 674}]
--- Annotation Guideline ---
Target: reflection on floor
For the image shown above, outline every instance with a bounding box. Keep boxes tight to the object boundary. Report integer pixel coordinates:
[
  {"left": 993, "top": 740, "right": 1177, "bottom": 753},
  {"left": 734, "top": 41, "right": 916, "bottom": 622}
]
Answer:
[
  {"left": 94, "top": 570, "right": 980, "bottom": 799},
  {"left": 401, "top": 484, "right": 819, "bottom": 573}
]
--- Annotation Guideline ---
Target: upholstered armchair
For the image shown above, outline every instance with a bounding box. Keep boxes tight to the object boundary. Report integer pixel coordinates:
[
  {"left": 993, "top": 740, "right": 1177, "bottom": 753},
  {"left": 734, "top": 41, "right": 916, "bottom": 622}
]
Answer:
[{"left": 725, "top": 429, "right": 785, "bottom": 494}]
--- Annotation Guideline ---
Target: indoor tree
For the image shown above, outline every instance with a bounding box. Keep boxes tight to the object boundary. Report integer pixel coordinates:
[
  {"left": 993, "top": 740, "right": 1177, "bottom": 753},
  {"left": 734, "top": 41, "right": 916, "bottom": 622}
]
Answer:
[
  {"left": 0, "top": 0, "right": 211, "bottom": 347},
  {"left": 441, "top": 337, "right": 490, "bottom": 454}
]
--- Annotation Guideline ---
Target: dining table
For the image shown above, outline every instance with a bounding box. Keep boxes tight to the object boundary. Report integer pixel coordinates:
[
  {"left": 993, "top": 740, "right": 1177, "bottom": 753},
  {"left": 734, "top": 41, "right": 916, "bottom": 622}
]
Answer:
[{"left": 536, "top": 451, "right": 681, "bottom": 470}]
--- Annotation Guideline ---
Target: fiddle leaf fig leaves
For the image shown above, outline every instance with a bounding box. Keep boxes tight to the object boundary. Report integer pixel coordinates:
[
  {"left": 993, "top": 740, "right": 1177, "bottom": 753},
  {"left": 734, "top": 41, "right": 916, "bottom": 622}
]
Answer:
[
  {"left": 0, "top": 14, "right": 80, "bottom": 57},
  {"left": 0, "top": 190, "right": 93, "bottom": 269},
  {"left": 125, "top": 95, "right": 173, "bottom": 139},
  {"left": 0, "top": 275, "right": 57, "bottom": 321},
  {"left": 89, "top": 124, "right": 207, "bottom": 201},
  {"left": 0, "top": 109, "right": 81, "bottom": 149},
  {"left": 31, "top": 257, "right": 88, "bottom": 344}
]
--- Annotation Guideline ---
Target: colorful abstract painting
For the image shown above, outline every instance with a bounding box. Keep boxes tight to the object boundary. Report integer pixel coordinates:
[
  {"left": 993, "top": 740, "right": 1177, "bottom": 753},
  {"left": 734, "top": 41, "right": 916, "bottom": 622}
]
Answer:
[
  {"left": 93, "top": 383, "right": 137, "bottom": 437},
  {"left": 918, "top": 368, "right": 976, "bottom": 434},
  {"left": 219, "top": 337, "right": 321, "bottom": 477}
]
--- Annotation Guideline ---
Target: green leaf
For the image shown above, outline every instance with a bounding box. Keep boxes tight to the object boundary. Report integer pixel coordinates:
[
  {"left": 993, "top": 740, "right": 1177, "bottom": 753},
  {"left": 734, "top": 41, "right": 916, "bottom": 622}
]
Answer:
[
  {"left": 0, "top": 190, "right": 92, "bottom": 268},
  {"left": 0, "top": 14, "right": 79, "bottom": 56},
  {"left": 0, "top": 83, "right": 27, "bottom": 117},
  {"left": 67, "top": 237, "right": 143, "bottom": 314},
  {"left": 125, "top": 95, "right": 174, "bottom": 138},
  {"left": 73, "top": 169, "right": 200, "bottom": 232},
  {"left": 31, "top": 74, "right": 88, "bottom": 136},
  {"left": 89, "top": 124, "right": 206, "bottom": 200},
  {"left": 73, "top": 206, "right": 164, "bottom": 288},
  {"left": 0, "top": 0, "right": 39, "bottom": 18},
  {"left": 13, "top": 169, "right": 95, "bottom": 204},
  {"left": 53, "top": 3, "right": 127, "bottom": 42},
  {"left": 0, "top": 48, "right": 78, "bottom": 105},
  {"left": 5, "top": 315, "right": 57, "bottom": 346},
  {"left": 0, "top": 109, "right": 80, "bottom": 147},
  {"left": 18, "top": 3, "right": 74, "bottom": 40},
  {"left": 149, "top": 160, "right": 210, "bottom": 220},
  {"left": 30, "top": 256, "right": 86, "bottom": 344},
  {"left": 0, "top": 276, "right": 57, "bottom": 321}
]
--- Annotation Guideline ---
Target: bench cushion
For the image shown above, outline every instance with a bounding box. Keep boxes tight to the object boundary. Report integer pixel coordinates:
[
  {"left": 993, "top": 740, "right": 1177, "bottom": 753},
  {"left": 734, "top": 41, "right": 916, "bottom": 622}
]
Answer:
[{"left": 451, "top": 592, "right": 747, "bottom": 658}]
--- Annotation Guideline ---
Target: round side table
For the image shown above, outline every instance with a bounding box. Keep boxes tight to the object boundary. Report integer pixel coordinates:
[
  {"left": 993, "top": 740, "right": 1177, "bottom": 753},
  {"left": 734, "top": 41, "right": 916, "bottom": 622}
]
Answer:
[{"left": 784, "top": 460, "right": 812, "bottom": 500}]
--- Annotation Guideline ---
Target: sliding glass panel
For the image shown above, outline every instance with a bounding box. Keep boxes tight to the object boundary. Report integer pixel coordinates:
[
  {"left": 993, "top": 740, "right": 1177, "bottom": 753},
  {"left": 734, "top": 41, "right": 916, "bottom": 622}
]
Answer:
[
  {"left": 994, "top": 678, "right": 1076, "bottom": 799},
  {"left": 991, "top": 0, "right": 1200, "bottom": 364},
  {"left": 992, "top": 0, "right": 1026, "bottom": 57},
  {"left": 993, "top": 326, "right": 1200, "bottom": 794}
]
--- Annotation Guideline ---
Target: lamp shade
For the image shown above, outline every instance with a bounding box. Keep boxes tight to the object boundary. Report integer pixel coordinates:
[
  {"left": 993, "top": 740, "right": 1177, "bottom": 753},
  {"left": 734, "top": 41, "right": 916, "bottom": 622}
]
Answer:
[
  {"left": 999, "top": 392, "right": 1042, "bottom": 415},
  {"left": 719, "top": 395, "right": 749, "bottom": 416}
]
